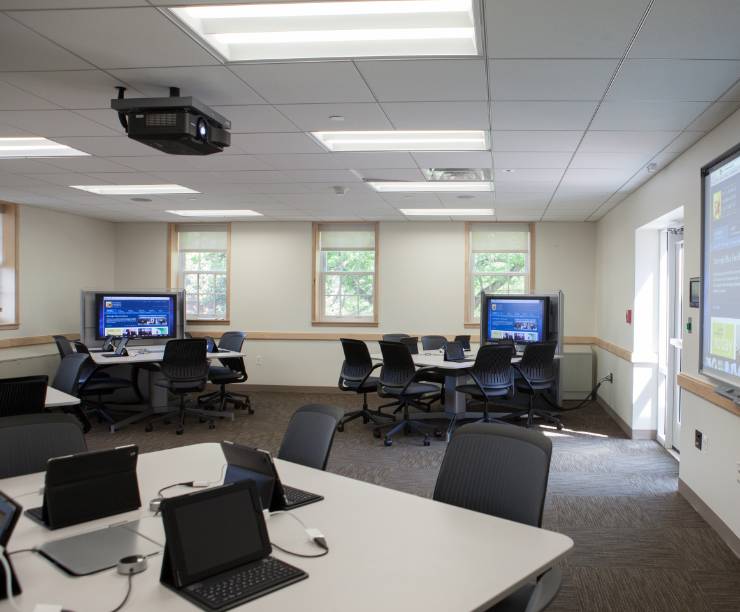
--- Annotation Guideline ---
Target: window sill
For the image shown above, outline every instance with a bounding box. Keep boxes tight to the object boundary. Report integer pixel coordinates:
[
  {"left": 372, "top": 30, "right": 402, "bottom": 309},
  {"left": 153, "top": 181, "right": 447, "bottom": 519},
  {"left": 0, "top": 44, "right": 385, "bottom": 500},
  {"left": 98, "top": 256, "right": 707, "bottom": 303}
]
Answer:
[
  {"left": 186, "top": 319, "right": 231, "bottom": 325},
  {"left": 312, "top": 320, "right": 379, "bottom": 327},
  {"left": 0, "top": 323, "right": 20, "bottom": 330},
  {"left": 464, "top": 322, "right": 479, "bottom": 329}
]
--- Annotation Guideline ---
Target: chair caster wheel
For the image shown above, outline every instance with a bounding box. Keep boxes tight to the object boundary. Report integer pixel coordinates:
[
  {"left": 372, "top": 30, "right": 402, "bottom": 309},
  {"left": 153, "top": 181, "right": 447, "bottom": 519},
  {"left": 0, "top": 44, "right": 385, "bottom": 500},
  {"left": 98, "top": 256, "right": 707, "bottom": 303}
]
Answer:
[
  {"left": 373, "top": 429, "right": 381, "bottom": 439},
  {"left": 362, "top": 415, "right": 369, "bottom": 424},
  {"left": 247, "top": 407, "right": 255, "bottom": 415},
  {"left": 433, "top": 429, "right": 442, "bottom": 438},
  {"left": 145, "top": 424, "right": 153, "bottom": 433},
  {"left": 403, "top": 424, "right": 411, "bottom": 435},
  {"left": 423, "top": 437, "right": 431, "bottom": 447},
  {"left": 557, "top": 423, "right": 563, "bottom": 430},
  {"left": 176, "top": 428, "right": 184, "bottom": 435},
  {"left": 199, "top": 417, "right": 206, "bottom": 423},
  {"left": 337, "top": 423, "right": 344, "bottom": 433},
  {"left": 208, "top": 421, "right": 215, "bottom": 430},
  {"left": 383, "top": 438, "right": 393, "bottom": 447}
]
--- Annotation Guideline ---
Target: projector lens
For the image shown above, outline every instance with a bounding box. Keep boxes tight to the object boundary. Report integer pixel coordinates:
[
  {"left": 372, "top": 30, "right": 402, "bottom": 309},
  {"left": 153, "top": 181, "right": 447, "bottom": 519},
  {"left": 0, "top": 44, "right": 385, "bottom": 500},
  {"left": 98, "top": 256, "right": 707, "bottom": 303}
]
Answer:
[{"left": 196, "top": 118, "right": 208, "bottom": 140}]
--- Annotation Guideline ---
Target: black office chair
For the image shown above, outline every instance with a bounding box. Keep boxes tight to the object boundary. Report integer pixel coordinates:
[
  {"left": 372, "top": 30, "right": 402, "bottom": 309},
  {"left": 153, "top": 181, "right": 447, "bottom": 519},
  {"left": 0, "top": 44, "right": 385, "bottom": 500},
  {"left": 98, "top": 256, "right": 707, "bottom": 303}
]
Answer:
[
  {"left": 373, "top": 341, "right": 443, "bottom": 447},
  {"left": 74, "top": 339, "right": 145, "bottom": 405},
  {"left": 278, "top": 404, "right": 344, "bottom": 470},
  {"left": 400, "top": 336, "right": 419, "bottom": 354},
  {"left": 0, "top": 413, "right": 87, "bottom": 479},
  {"left": 421, "top": 335, "right": 447, "bottom": 351},
  {"left": 198, "top": 331, "right": 252, "bottom": 416},
  {"left": 515, "top": 342, "right": 562, "bottom": 430},
  {"left": 382, "top": 333, "right": 410, "bottom": 342},
  {"left": 52, "top": 353, "right": 95, "bottom": 432},
  {"left": 0, "top": 375, "right": 48, "bottom": 417},
  {"left": 434, "top": 423, "right": 560, "bottom": 612},
  {"left": 453, "top": 335, "right": 471, "bottom": 350},
  {"left": 145, "top": 339, "right": 229, "bottom": 435},
  {"left": 337, "top": 338, "right": 394, "bottom": 430},
  {"left": 455, "top": 344, "right": 516, "bottom": 428}
]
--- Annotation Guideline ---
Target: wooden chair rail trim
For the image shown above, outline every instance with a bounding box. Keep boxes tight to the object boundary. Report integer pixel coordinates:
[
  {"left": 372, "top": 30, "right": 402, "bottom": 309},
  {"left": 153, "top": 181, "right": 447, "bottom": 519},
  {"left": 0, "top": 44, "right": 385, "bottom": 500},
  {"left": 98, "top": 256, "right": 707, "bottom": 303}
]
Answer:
[{"left": 677, "top": 372, "right": 740, "bottom": 418}]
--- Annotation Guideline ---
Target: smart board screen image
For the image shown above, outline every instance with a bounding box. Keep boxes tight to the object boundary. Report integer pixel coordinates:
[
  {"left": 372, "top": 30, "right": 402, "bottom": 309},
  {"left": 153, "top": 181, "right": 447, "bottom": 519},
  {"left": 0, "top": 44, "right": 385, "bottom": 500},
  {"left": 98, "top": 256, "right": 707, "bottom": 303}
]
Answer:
[
  {"left": 701, "top": 144, "right": 740, "bottom": 387},
  {"left": 486, "top": 298, "right": 547, "bottom": 344},
  {"left": 96, "top": 294, "right": 176, "bottom": 339}
]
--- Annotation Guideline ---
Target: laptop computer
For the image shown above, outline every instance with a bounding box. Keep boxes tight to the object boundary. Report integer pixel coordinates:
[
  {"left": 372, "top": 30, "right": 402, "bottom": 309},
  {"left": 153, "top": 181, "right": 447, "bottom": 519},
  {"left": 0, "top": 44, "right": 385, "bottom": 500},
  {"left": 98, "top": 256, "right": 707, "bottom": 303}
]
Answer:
[
  {"left": 0, "top": 491, "right": 23, "bottom": 599},
  {"left": 25, "top": 445, "right": 141, "bottom": 530},
  {"left": 443, "top": 341, "right": 475, "bottom": 363},
  {"left": 220, "top": 441, "right": 323, "bottom": 511},
  {"left": 160, "top": 480, "right": 307, "bottom": 611}
]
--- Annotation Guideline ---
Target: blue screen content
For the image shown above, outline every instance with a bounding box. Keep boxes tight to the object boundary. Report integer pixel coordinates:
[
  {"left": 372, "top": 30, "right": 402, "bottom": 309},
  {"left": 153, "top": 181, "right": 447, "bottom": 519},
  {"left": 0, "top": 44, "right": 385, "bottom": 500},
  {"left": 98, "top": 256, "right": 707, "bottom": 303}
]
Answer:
[
  {"left": 98, "top": 295, "right": 175, "bottom": 339},
  {"left": 487, "top": 299, "right": 546, "bottom": 344}
]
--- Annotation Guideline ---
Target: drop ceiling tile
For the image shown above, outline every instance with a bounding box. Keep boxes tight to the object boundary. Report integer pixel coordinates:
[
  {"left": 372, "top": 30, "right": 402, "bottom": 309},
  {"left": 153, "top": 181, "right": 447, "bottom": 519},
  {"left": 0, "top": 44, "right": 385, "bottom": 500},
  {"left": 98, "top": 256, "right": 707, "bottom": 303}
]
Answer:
[
  {"left": 0, "top": 122, "right": 34, "bottom": 137},
  {"left": 357, "top": 59, "right": 488, "bottom": 101},
  {"left": 493, "top": 151, "right": 573, "bottom": 169},
  {"left": 629, "top": 0, "right": 740, "bottom": 60},
  {"left": 686, "top": 101, "right": 740, "bottom": 131},
  {"left": 664, "top": 131, "right": 706, "bottom": 153},
  {"left": 152, "top": 171, "right": 291, "bottom": 185},
  {"left": 0, "top": 159, "right": 75, "bottom": 173},
  {"left": 230, "top": 133, "right": 325, "bottom": 155},
  {"left": 282, "top": 169, "right": 365, "bottom": 182},
  {"left": 0, "top": 82, "right": 58, "bottom": 111},
  {"left": 110, "top": 67, "right": 264, "bottom": 106},
  {"left": 485, "top": 0, "right": 649, "bottom": 58},
  {"left": 490, "top": 60, "right": 618, "bottom": 100},
  {"left": 437, "top": 193, "right": 495, "bottom": 206},
  {"left": 0, "top": 110, "right": 120, "bottom": 137},
  {"left": 82, "top": 171, "right": 171, "bottom": 185},
  {"left": 116, "top": 153, "right": 273, "bottom": 172},
  {"left": 579, "top": 130, "right": 680, "bottom": 153},
  {"left": 381, "top": 102, "right": 490, "bottom": 129},
  {"left": 570, "top": 151, "right": 654, "bottom": 170},
  {"left": 720, "top": 80, "right": 740, "bottom": 100},
  {"left": 541, "top": 212, "right": 592, "bottom": 221},
  {"left": 53, "top": 136, "right": 160, "bottom": 156},
  {"left": 8, "top": 8, "right": 219, "bottom": 69},
  {"left": 410, "top": 151, "right": 492, "bottom": 168},
  {"left": 379, "top": 193, "right": 441, "bottom": 206},
  {"left": 492, "top": 101, "right": 597, "bottom": 130},
  {"left": 258, "top": 152, "right": 417, "bottom": 170},
  {"left": 231, "top": 62, "right": 373, "bottom": 104},
  {"left": 606, "top": 60, "right": 740, "bottom": 101},
  {"left": 495, "top": 168, "right": 562, "bottom": 182},
  {"left": 0, "top": 2, "right": 145, "bottom": 7},
  {"left": 353, "top": 168, "right": 426, "bottom": 181},
  {"left": 551, "top": 192, "right": 613, "bottom": 207},
  {"left": 213, "top": 106, "right": 299, "bottom": 133},
  {"left": 73, "top": 108, "right": 128, "bottom": 134},
  {"left": 591, "top": 100, "right": 710, "bottom": 130},
  {"left": 559, "top": 168, "right": 636, "bottom": 191},
  {"left": 492, "top": 131, "right": 583, "bottom": 152},
  {"left": 275, "top": 103, "right": 390, "bottom": 132},
  {"left": 493, "top": 193, "right": 553, "bottom": 206},
  {"left": 20, "top": 172, "right": 104, "bottom": 187}
]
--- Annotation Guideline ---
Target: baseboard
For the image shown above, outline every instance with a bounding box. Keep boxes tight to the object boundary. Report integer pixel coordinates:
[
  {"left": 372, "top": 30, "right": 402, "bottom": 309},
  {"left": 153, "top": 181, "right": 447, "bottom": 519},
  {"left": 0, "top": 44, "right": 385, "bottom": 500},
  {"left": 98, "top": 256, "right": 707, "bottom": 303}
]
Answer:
[
  {"left": 679, "top": 478, "right": 740, "bottom": 558},
  {"left": 595, "top": 395, "right": 657, "bottom": 440}
]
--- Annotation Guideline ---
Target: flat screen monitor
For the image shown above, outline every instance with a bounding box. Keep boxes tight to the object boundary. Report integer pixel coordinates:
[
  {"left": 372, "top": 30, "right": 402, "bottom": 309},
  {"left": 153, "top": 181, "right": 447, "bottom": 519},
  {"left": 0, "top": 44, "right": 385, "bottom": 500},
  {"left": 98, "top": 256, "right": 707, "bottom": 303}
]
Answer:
[
  {"left": 483, "top": 296, "right": 549, "bottom": 344},
  {"left": 700, "top": 142, "right": 740, "bottom": 388},
  {"left": 95, "top": 294, "right": 177, "bottom": 340}
]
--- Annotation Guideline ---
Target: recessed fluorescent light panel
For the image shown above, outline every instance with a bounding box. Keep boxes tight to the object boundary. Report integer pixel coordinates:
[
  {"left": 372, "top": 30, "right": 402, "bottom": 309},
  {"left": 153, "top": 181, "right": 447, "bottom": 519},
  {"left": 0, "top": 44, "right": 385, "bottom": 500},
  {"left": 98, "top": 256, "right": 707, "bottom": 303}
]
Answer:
[
  {"left": 167, "top": 210, "right": 263, "bottom": 217},
  {"left": 368, "top": 181, "right": 493, "bottom": 192},
  {"left": 421, "top": 168, "right": 492, "bottom": 181},
  {"left": 70, "top": 185, "right": 198, "bottom": 195},
  {"left": 312, "top": 130, "right": 489, "bottom": 152},
  {"left": 169, "top": 0, "right": 478, "bottom": 61},
  {"left": 400, "top": 208, "right": 494, "bottom": 216},
  {"left": 0, "top": 137, "right": 89, "bottom": 158}
]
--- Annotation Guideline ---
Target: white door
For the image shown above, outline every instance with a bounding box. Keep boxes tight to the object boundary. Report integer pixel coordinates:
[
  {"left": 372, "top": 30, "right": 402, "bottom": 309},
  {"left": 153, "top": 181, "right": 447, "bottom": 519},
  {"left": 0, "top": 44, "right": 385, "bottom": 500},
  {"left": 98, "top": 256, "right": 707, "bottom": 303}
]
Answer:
[{"left": 669, "top": 236, "right": 684, "bottom": 450}]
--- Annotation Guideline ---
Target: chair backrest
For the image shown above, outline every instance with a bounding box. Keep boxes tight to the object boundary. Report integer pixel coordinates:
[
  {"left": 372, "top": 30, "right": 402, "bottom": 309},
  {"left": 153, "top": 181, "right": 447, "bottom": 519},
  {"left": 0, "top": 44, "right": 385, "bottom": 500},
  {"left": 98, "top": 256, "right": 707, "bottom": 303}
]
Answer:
[
  {"left": 378, "top": 341, "right": 416, "bottom": 389},
  {"left": 433, "top": 423, "right": 552, "bottom": 527},
  {"left": 470, "top": 344, "right": 515, "bottom": 390},
  {"left": 73, "top": 340, "right": 90, "bottom": 354},
  {"left": 519, "top": 342, "right": 557, "bottom": 384},
  {"left": 400, "top": 336, "right": 419, "bottom": 355},
  {"left": 382, "top": 333, "right": 410, "bottom": 342},
  {"left": 52, "top": 353, "right": 90, "bottom": 395},
  {"left": 339, "top": 338, "right": 374, "bottom": 384},
  {"left": 217, "top": 331, "right": 247, "bottom": 377},
  {"left": 161, "top": 339, "right": 209, "bottom": 383},
  {"left": 453, "top": 335, "right": 471, "bottom": 350},
  {"left": 277, "top": 404, "right": 344, "bottom": 470},
  {"left": 0, "top": 375, "right": 49, "bottom": 417},
  {"left": 421, "top": 335, "right": 447, "bottom": 350},
  {"left": 0, "top": 413, "right": 87, "bottom": 478},
  {"left": 53, "top": 335, "right": 74, "bottom": 359}
]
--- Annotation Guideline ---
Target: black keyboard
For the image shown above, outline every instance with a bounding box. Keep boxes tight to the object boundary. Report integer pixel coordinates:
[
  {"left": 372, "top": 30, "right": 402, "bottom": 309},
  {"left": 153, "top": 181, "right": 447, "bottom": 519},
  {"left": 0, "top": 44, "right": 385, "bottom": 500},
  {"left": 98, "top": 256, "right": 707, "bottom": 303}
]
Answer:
[
  {"left": 188, "top": 557, "right": 306, "bottom": 610},
  {"left": 282, "top": 485, "right": 322, "bottom": 507}
]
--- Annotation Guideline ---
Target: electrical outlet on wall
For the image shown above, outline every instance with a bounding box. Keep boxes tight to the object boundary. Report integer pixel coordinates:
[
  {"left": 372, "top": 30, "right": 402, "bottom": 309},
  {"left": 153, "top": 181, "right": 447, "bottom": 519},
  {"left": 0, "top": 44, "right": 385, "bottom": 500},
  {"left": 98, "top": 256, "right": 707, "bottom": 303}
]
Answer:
[
  {"left": 256, "top": 355, "right": 263, "bottom": 366},
  {"left": 695, "top": 429, "right": 703, "bottom": 450}
]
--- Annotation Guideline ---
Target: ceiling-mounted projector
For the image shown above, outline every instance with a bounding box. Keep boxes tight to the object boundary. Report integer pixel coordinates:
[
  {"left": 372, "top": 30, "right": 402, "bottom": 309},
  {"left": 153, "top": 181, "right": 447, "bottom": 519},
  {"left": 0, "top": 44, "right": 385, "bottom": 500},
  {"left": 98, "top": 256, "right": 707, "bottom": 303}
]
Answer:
[{"left": 111, "top": 87, "right": 231, "bottom": 155}]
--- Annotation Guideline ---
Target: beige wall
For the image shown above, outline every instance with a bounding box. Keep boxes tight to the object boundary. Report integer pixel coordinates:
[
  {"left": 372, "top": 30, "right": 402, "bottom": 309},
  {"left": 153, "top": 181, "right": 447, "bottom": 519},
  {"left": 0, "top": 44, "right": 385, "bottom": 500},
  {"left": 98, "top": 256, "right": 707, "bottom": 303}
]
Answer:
[{"left": 114, "top": 222, "right": 168, "bottom": 290}]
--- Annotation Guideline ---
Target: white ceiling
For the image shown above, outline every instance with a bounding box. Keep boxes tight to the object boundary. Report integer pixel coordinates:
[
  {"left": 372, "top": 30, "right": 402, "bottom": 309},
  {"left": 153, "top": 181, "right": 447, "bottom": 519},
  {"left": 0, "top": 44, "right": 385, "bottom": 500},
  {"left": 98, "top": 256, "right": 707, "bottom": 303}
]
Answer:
[{"left": 0, "top": 0, "right": 738, "bottom": 223}]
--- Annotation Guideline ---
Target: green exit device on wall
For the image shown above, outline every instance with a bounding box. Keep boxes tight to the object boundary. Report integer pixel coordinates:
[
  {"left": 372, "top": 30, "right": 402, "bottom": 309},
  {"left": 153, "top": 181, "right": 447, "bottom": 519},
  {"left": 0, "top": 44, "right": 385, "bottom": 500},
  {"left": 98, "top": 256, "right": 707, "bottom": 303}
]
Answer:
[{"left": 686, "top": 317, "right": 692, "bottom": 333}]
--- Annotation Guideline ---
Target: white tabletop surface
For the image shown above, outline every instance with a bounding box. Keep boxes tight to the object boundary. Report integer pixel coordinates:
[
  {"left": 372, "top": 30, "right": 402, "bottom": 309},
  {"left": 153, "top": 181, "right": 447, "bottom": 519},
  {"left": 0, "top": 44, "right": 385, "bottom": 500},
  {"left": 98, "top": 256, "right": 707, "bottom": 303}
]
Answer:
[
  {"left": 371, "top": 350, "right": 480, "bottom": 371},
  {"left": 2, "top": 443, "right": 573, "bottom": 612},
  {"left": 44, "top": 386, "right": 80, "bottom": 407},
  {"left": 90, "top": 346, "right": 245, "bottom": 366}
]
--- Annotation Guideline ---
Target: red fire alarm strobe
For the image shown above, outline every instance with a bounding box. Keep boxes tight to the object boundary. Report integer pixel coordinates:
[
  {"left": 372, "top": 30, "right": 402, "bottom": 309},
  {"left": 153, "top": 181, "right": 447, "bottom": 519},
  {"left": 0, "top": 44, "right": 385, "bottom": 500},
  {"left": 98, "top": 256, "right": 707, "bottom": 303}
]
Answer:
[{"left": 626, "top": 309, "right": 632, "bottom": 324}]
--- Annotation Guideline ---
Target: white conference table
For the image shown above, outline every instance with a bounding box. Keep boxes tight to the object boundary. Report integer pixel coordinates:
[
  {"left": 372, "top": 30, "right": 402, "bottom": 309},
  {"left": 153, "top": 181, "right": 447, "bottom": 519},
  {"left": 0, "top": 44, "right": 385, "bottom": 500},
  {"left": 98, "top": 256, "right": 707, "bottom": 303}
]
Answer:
[
  {"left": 44, "top": 386, "right": 80, "bottom": 408},
  {"left": 2, "top": 443, "right": 573, "bottom": 612}
]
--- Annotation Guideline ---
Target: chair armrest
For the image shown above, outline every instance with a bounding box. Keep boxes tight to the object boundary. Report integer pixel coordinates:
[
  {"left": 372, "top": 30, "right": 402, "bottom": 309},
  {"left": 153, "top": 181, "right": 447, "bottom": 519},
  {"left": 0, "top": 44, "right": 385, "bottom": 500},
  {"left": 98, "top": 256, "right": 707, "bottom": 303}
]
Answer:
[
  {"left": 401, "top": 366, "right": 438, "bottom": 394},
  {"left": 512, "top": 363, "right": 536, "bottom": 393},
  {"left": 359, "top": 362, "right": 382, "bottom": 387},
  {"left": 467, "top": 370, "right": 489, "bottom": 398}
]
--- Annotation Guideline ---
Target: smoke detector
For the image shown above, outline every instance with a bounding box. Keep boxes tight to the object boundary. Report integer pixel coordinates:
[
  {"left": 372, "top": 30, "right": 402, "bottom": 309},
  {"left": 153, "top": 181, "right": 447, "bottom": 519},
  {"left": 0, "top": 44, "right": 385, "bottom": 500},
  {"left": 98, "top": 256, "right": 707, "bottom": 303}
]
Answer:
[{"left": 333, "top": 185, "right": 349, "bottom": 195}]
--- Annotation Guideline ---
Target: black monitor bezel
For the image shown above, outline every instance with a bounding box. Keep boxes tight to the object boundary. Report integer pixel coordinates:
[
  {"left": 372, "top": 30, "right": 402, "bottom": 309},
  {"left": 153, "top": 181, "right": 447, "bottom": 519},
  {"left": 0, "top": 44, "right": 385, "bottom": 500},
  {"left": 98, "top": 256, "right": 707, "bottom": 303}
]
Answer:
[
  {"left": 94, "top": 292, "right": 178, "bottom": 340},
  {"left": 699, "top": 141, "right": 740, "bottom": 389},
  {"left": 0, "top": 490, "right": 21, "bottom": 547},
  {"left": 481, "top": 294, "right": 550, "bottom": 345}
]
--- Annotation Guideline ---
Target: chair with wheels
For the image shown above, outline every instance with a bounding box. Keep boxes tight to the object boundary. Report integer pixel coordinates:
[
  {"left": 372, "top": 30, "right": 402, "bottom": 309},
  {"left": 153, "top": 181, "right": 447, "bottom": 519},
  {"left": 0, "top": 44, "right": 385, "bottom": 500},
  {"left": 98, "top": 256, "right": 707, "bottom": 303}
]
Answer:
[
  {"left": 52, "top": 353, "right": 92, "bottom": 431},
  {"left": 373, "top": 341, "right": 444, "bottom": 447},
  {"left": 145, "top": 339, "right": 230, "bottom": 435},
  {"left": 400, "top": 336, "right": 419, "bottom": 354},
  {"left": 421, "top": 335, "right": 447, "bottom": 351},
  {"left": 382, "top": 333, "right": 410, "bottom": 342},
  {"left": 434, "top": 423, "right": 560, "bottom": 612},
  {"left": 454, "top": 344, "right": 517, "bottom": 433},
  {"left": 337, "top": 338, "right": 395, "bottom": 430},
  {"left": 514, "top": 342, "right": 562, "bottom": 429},
  {"left": 198, "top": 331, "right": 251, "bottom": 416},
  {"left": 0, "top": 375, "right": 48, "bottom": 417},
  {"left": 453, "top": 335, "right": 471, "bottom": 350},
  {"left": 0, "top": 413, "right": 87, "bottom": 479},
  {"left": 278, "top": 404, "right": 344, "bottom": 470}
]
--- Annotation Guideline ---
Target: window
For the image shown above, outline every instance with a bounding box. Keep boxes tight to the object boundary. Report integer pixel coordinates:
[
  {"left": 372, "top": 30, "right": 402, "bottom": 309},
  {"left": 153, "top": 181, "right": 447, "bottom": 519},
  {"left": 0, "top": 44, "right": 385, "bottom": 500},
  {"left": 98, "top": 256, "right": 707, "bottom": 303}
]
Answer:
[
  {"left": 0, "top": 202, "right": 18, "bottom": 329},
  {"left": 168, "top": 224, "right": 230, "bottom": 322},
  {"left": 313, "top": 223, "right": 378, "bottom": 325},
  {"left": 465, "top": 223, "right": 533, "bottom": 324}
]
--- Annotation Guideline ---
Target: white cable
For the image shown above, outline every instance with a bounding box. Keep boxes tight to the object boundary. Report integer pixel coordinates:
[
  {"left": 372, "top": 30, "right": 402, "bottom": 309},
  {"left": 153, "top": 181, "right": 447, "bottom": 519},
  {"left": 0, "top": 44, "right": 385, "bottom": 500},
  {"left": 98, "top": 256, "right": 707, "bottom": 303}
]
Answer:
[
  {"left": 269, "top": 510, "right": 307, "bottom": 530},
  {"left": 0, "top": 546, "right": 21, "bottom": 612}
]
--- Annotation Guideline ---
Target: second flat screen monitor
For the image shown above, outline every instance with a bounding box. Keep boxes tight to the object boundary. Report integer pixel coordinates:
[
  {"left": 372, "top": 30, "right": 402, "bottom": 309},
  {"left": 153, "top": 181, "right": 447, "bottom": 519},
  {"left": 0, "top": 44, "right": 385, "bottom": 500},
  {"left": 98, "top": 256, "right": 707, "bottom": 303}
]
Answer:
[
  {"left": 96, "top": 294, "right": 176, "bottom": 339},
  {"left": 485, "top": 296, "right": 548, "bottom": 344}
]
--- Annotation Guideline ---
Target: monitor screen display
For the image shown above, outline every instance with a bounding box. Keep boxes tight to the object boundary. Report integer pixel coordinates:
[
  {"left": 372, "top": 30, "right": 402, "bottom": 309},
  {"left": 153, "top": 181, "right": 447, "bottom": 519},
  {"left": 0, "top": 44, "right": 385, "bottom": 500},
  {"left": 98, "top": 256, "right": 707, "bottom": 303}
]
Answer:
[
  {"left": 485, "top": 297, "right": 548, "bottom": 344},
  {"left": 96, "top": 294, "right": 176, "bottom": 339}
]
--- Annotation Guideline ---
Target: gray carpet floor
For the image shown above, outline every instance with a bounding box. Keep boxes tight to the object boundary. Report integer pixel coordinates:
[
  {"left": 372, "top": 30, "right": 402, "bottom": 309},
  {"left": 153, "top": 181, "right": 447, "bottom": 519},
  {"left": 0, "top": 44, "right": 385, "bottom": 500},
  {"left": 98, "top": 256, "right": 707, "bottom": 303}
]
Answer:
[{"left": 86, "top": 392, "right": 740, "bottom": 612}]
